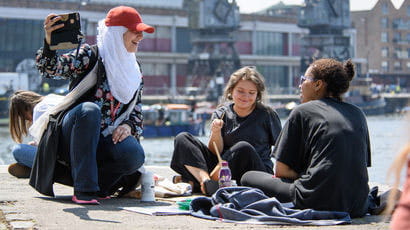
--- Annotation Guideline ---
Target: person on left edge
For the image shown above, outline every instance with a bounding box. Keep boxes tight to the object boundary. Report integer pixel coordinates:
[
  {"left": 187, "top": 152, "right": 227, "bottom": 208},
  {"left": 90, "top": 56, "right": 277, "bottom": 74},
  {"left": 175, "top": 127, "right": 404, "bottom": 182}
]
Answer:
[
  {"left": 8, "top": 90, "right": 63, "bottom": 178},
  {"left": 33, "top": 6, "right": 154, "bottom": 204}
]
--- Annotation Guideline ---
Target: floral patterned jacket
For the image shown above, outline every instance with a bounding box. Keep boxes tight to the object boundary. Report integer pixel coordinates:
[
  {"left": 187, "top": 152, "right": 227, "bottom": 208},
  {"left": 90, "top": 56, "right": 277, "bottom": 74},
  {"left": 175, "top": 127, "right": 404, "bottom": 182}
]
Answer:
[{"left": 35, "top": 42, "right": 144, "bottom": 138}]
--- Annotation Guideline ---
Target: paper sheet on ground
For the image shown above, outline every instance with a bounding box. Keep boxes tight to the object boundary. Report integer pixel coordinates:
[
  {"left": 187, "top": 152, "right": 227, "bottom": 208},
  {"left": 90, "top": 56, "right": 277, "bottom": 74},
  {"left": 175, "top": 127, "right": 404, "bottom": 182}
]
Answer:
[{"left": 122, "top": 205, "right": 190, "bottom": 216}]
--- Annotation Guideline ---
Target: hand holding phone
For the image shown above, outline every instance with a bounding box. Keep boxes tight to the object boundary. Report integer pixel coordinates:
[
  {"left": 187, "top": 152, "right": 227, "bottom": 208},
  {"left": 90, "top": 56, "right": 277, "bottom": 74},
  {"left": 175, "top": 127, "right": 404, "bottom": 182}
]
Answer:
[
  {"left": 44, "top": 12, "right": 83, "bottom": 50},
  {"left": 43, "top": 14, "right": 65, "bottom": 45}
]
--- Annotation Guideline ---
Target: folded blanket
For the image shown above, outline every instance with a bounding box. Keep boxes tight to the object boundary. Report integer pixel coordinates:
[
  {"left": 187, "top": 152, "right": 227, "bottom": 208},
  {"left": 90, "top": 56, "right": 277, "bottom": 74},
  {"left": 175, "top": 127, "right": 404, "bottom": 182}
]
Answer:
[{"left": 190, "top": 187, "right": 351, "bottom": 225}]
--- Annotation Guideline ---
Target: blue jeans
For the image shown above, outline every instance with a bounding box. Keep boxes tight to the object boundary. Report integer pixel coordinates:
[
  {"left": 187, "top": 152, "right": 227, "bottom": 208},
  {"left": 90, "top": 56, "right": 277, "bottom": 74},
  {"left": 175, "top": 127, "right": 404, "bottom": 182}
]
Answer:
[
  {"left": 12, "top": 144, "right": 37, "bottom": 167},
  {"left": 60, "top": 102, "right": 145, "bottom": 194},
  {"left": 96, "top": 134, "right": 145, "bottom": 195}
]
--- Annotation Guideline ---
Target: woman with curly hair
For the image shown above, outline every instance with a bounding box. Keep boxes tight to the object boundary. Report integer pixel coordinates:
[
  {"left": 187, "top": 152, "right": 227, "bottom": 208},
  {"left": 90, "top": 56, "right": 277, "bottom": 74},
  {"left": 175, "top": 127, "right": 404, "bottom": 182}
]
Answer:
[{"left": 242, "top": 59, "right": 371, "bottom": 218}]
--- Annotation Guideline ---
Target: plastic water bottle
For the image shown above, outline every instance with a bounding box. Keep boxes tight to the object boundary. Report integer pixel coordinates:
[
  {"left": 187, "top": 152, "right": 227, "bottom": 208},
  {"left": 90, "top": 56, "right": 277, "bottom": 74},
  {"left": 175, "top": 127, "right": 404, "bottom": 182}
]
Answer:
[
  {"left": 218, "top": 161, "right": 232, "bottom": 188},
  {"left": 141, "top": 171, "right": 156, "bottom": 202}
]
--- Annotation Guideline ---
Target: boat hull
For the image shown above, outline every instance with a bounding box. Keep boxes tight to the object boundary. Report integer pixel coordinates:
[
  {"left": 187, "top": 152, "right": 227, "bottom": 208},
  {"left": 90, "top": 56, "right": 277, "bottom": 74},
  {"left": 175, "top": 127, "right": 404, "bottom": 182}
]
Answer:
[
  {"left": 353, "top": 97, "right": 386, "bottom": 116},
  {"left": 142, "top": 124, "right": 200, "bottom": 138}
]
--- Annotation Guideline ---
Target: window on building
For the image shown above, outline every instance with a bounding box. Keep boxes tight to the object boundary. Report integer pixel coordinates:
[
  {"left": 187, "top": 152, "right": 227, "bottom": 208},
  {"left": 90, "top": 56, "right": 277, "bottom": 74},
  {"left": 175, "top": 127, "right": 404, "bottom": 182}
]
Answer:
[
  {"left": 382, "top": 3, "right": 388, "bottom": 15},
  {"left": 254, "top": 31, "right": 285, "bottom": 56},
  {"left": 394, "top": 32, "right": 401, "bottom": 42},
  {"left": 408, "top": 48, "right": 410, "bottom": 58},
  {"left": 257, "top": 65, "right": 289, "bottom": 93},
  {"left": 393, "top": 19, "right": 398, "bottom": 29},
  {"left": 142, "top": 63, "right": 168, "bottom": 76},
  {"left": 139, "top": 25, "right": 172, "bottom": 52},
  {"left": 394, "top": 61, "right": 401, "bottom": 70},
  {"left": 142, "top": 63, "right": 155, "bottom": 76},
  {"left": 156, "top": 26, "right": 172, "bottom": 39},
  {"left": 382, "top": 47, "right": 389, "bottom": 57},
  {"left": 407, "top": 33, "right": 410, "bottom": 42},
  {"left": 381, "top": 61, "right": 388, "bottom": 72},
  {"left": 235, "top": 31, "right": 252, "bottom": 54},
  {"left": 175, "top": 27, "right": 192, "bottom": 53},
  {"left": 406, "top": 62, "right": 410, "bottom": 69},
  {"left": 407, "top": 6, "right": 410, "bottom": 16},
  {"left": 381, "top": 32, "right": 388, "bottom": 42},
  {"left": 395, "top": 48, "right": 401, "bottom": 58},
  {"left": 0, "top": 18, "right": 43, "bottom": 71},
  {"left": 291, "top": 33, "right": 302, "bottom": 56},
  {"left": 381, "top": 18, "right": 388, "bottom": 28}
]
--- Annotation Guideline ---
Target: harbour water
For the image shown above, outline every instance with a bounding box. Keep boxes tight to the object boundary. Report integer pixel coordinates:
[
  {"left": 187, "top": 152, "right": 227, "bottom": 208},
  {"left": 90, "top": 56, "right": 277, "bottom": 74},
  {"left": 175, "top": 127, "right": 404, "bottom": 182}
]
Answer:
[{"left": 0, "top": 114, "right": 408, "bottom": 186}]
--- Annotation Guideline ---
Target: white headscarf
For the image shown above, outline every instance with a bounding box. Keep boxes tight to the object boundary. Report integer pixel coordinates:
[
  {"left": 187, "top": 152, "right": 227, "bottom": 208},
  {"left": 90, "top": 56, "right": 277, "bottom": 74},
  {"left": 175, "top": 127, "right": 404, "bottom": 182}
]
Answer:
[{"left": 97, "top": 19, "right": 141, "bottom": 104}]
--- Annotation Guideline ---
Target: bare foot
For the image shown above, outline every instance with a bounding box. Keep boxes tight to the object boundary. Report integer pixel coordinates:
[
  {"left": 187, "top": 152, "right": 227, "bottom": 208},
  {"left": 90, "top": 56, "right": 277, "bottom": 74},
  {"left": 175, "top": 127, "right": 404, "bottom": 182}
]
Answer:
[
  {"left": 200, "top": 181, "right": 206, "bottom": 195},
  {"left": 172, "top": 175, "right": 182, "bottom": 183}
]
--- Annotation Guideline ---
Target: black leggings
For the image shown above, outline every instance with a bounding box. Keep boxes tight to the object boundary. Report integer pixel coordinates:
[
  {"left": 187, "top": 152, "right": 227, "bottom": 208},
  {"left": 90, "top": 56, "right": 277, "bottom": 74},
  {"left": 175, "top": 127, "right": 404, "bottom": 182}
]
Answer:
[
  {"left": 241, "top": 170, "right": 294, "bottom": 203},
  {"left": 170, "top": 132, "right": 271, "bottom": 188}
]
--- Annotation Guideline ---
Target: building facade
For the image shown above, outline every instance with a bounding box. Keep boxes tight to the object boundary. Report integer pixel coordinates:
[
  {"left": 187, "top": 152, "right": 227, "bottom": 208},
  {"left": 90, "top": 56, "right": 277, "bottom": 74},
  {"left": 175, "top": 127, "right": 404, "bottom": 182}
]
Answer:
[
  {"left": 0, "top": 0, "right": 306, "bottom": 99},
  {"left": 351, "top": 0, "right": 410, "bottom": 89}
]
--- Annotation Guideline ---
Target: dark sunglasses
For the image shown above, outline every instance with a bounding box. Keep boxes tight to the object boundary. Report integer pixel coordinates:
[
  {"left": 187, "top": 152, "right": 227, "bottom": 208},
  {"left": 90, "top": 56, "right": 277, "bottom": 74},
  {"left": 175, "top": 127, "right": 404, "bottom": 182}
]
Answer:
[{"left": 299, "top": 75, "right": 315, "bottom": 85}]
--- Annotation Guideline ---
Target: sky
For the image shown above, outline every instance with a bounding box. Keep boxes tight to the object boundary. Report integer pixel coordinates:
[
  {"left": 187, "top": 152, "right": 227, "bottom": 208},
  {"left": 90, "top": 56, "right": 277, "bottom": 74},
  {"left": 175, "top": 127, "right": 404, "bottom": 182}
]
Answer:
[{"left": 235, "top": 0, "right": 405, "bottom": 13}]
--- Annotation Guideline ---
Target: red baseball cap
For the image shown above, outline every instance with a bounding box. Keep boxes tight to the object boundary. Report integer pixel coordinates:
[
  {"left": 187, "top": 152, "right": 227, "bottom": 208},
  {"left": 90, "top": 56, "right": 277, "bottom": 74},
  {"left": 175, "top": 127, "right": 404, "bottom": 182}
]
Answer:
[{"left": 105, "top": 6, "right": 155, "bottom": 33}]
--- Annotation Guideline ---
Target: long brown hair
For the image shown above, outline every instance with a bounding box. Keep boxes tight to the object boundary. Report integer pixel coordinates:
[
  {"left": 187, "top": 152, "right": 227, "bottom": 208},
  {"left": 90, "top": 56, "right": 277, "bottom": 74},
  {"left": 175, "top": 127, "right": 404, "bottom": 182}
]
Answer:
[
  {"left": 221, "top": 66, "right": 266, "bottom": 105},
  {"left": 9, "top": 90, "right": 44, "bottom": 143}
]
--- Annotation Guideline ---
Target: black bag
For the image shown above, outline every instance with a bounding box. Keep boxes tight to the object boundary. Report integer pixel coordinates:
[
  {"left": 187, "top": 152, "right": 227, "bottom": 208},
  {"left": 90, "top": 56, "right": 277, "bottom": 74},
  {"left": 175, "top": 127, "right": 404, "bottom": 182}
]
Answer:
[
  {"left": 29, "top": 111, "right": 73, "bottom": 197},
  {"left": 50, "top": 12, "right": 83, "bottom": 51}
]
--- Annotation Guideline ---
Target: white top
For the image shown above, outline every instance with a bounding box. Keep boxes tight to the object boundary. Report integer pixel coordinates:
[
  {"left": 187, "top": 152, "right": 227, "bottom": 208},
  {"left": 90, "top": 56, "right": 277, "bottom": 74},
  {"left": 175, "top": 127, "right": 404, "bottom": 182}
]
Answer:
[{"left": 32, "top": 94, "right": 64, "bottom": 122}]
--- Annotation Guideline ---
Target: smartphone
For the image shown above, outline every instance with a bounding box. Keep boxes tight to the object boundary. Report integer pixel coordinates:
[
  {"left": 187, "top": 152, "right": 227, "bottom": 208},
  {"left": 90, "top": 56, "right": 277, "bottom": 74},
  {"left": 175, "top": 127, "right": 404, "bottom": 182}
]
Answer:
[{"left": 50, "top": 12, "right": 83, "bottom": 50}]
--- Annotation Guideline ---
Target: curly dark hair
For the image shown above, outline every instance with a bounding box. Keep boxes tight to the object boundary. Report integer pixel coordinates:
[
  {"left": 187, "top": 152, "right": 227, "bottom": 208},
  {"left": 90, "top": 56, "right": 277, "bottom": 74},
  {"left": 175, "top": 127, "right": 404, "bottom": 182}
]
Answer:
[{"left": 309, "top": 58, "right": 355, "bottom": 101}]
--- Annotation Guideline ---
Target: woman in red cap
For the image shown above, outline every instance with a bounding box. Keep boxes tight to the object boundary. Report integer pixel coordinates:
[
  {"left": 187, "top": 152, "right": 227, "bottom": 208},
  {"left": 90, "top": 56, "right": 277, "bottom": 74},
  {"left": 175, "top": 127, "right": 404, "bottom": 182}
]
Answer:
[{"left": 32, "top": 6, "right": 154, "bottom": 204}]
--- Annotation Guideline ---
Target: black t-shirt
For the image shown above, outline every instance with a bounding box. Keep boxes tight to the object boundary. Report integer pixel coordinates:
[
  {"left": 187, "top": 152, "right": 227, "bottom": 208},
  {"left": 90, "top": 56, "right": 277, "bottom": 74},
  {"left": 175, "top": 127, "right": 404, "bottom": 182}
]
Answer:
[
  {"left": 212, "top": 103, "right": 282, "bottom": 170},
  {"left": 274, "top": 98, "right": 371, "bottom": 217}
]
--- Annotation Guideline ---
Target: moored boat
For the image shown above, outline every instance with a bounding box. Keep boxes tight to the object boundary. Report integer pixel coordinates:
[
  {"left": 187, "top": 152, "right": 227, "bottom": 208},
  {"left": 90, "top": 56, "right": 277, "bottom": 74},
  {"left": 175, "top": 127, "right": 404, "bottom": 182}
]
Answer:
[
  {"left": 142, "top": 104, "right": 200, "bottom": 138},
  {"left": 345, "top": 77, "right": 386, "bottom": 115}
]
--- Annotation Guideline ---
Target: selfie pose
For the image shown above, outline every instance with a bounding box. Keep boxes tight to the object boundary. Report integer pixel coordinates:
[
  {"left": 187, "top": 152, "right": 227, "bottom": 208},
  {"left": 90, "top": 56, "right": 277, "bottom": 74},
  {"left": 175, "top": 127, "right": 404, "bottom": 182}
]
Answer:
[{"left": 31, "top": 6, "right": 154, "bottom": 204}]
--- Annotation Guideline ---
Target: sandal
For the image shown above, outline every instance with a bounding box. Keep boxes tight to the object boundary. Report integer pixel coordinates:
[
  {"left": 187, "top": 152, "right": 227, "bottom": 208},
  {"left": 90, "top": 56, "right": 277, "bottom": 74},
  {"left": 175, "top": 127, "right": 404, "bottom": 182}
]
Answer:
[
  {"left": 203, "top": 179, "right": 219, "bottom": 196},
  {"left": 72, "top": 191, "right": 100, "bottom": 205}
]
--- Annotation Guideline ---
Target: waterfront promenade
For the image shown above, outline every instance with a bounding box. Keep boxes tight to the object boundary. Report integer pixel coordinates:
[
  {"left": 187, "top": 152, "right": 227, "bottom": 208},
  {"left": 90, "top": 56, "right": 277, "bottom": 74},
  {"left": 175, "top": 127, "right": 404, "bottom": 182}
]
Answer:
[{"left": 0, "top": 165, "right": 391, "bottom": 230}]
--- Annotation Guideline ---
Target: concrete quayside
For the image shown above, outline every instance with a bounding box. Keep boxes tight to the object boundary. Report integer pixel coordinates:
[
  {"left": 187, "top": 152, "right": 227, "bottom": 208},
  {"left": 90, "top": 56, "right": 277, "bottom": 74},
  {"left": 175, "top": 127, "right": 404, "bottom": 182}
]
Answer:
[{"left": 0, "top": 165, "right": 391, "bottom": 230}]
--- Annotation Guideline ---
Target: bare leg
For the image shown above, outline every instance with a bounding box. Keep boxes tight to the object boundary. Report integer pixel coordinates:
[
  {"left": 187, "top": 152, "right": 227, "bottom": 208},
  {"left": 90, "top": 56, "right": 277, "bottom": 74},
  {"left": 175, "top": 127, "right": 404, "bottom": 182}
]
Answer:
[
  {"left": 185, "top": 165, "right": 212, "bottom": 194},
  {"left": 209, "top": 164, "right": 221, "bottom": 181}
]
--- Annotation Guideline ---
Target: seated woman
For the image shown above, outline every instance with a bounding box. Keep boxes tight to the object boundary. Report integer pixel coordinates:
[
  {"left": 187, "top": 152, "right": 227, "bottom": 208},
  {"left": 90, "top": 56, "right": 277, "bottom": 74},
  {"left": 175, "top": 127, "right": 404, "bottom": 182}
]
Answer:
[
  {"left": 8, "top": 90, "right": 63, "bottom": 178},
  {"left": 241, "top": 59, "right": 371, "bottom": 218},
  {"left": 170, "top": 66, "right": 282, "bottom": 195}
]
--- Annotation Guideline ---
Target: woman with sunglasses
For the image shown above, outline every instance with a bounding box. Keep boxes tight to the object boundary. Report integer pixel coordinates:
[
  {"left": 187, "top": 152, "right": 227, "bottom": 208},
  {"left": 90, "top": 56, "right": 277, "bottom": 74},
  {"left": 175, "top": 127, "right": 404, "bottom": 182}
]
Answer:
[{"left": 241, "top": 58, "right": 371, "bottom": 218}]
